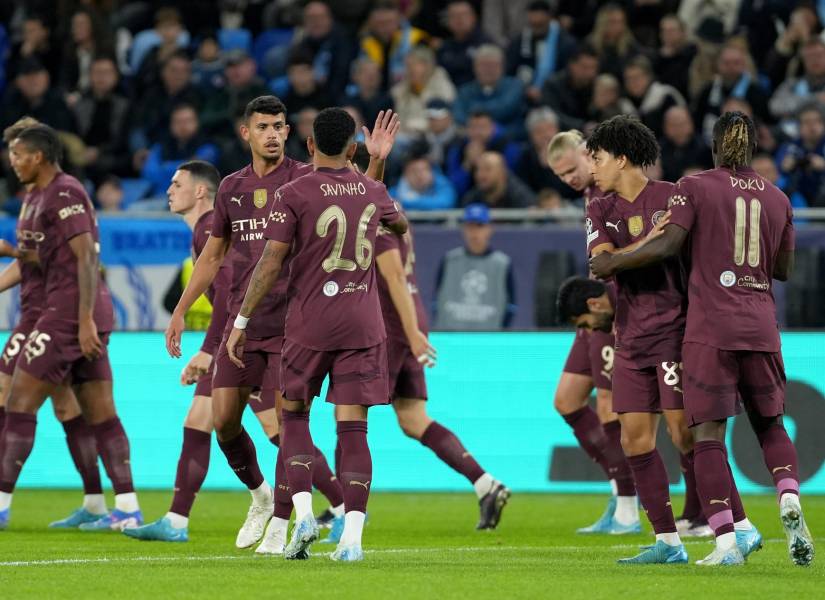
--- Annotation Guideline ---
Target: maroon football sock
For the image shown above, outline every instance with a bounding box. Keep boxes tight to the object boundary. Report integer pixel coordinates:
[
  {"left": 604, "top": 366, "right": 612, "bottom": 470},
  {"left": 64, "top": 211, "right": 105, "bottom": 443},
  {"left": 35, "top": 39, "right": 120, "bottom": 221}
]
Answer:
[
  {"left": 312, "top": 445, "right": 344, "bottom": 507},
  {"left": 679, "top": 451, "right": 702, "bottom": 521},
  {"left": 755, "top": 422, "right": 800, "bottom": 499},
  {"left": 561, "top": 406, "right": 612, "bottom": 476},
  {"left": 337, "top": 421, "right": 372, "bottom": 513},
  {"left": 602, "top": 420, "right": 636, "bottom": 496},
  {"left": 693, "top": 440, "right": 734, "bottom": 536},
  {"left": 334, "top": 438, "right": 342, "bottom": 479},
  {"left": 0, "top": 406, "right": 5, "bottom": 434},
  {"left": 627, "top": 450, "right": 676, "bottom": 534},
  {"left": 273, "top": 446, "right": 293, "bottom": 520},
  {"left": 92, "top": 417, "right": 134, "bottom": 494},
  {"left": 216, "top": 427, "right": 264, "bottom": 491},
  {"left": 62, "top": 415, "right": 103, "bottom": 495},
  {"left": 169, "top": 428, "right": 211, "bottom": 517},
  {"left": 280, "top": 409, "right": 314, "bottom": 495},
  {"left": 726, "top": 459, "right": 747, "bottom": 522},
  {"left": 0, "top": 412, "right": 37, "bottom": 493},
  {"left": 420, "top": 421, "right": 485, "bottom": 484}
]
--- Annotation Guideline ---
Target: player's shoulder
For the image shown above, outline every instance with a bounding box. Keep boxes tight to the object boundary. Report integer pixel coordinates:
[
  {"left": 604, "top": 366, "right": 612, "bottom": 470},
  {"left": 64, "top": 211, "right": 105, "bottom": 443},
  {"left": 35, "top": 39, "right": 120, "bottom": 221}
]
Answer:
[
  {"left": 649, "top": 179, "right": 676, "bottom": 195},
  {"left": 194, "top": 208, "right": 214, "bottom": 234},
  {"left": 586, "top": 191, "right": 615, "bottom": 213},
  {"left": 217, "top": 164, "right": 252, "bottom": 192},
  {"left": 50, "top": 173, "right": 88, "bottom": 199}
]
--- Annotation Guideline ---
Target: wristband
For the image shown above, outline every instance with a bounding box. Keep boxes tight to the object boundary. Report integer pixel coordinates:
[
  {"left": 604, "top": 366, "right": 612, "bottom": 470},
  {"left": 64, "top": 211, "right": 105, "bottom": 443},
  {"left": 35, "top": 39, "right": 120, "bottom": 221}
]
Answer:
[{"left": 233, "top": 314, "right": 249, "bottom": 330}]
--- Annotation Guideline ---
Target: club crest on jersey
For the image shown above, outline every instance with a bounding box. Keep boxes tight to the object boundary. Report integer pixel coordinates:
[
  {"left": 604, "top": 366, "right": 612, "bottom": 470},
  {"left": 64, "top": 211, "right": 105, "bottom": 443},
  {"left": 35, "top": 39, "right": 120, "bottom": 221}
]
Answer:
[
  {"left": 652, "top": 210, "right": 666, "bottom": 226},
  {"left": 628, "top": 215, "right": 643, "bottom": 237},
  {"left": 253, "top": 188, "right": 267, "bottom": 209}
]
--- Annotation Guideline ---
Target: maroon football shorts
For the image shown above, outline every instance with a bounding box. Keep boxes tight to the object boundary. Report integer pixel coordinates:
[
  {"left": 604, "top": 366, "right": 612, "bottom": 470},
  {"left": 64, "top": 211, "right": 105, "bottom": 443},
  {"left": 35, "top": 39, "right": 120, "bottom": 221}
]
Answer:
[
  {"left": 612, "top": 354, "right": 684, "bottom": 413},
  {"left": 682, "top": 342, "right": 785, "bottom": 427},
  {"left": 247, "top": 387, "right": 278, "bottom": 414},
  {"left": 212, "top": 324, "right": 282, "bottom": 391},
  {"left": 562, "top": 329, "right": 614, "bottom": 391},
  {"left": 15, "top": 316, "right": 112, "bottom": 385},
  {"left": 194, "top": 363, "right": 214, "bottom": 397},
  {"left": 387, "top": 336, "right": 428, "bottom": 401},
  {"left": 0, "top": 314, "right": 40, "bottom": 377},
  {"left": 281, "top": 338, "right": 390, "bottom": 406},
  {"left": 194, "top": 362, "right": 277, "bottom": 414}
]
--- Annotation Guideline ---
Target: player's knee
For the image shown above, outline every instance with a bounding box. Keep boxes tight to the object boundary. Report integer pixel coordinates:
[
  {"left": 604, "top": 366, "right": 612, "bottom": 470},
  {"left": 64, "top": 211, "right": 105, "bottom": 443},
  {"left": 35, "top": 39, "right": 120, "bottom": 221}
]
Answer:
[
  {"left": 620, "top": 430, "right": 654, "bottom": 456},
  {"left": 396, "top": 411, "right": 423, "bottom": 439},
  {"left": 213, "top": 412, "right": 241, "bottom": 440},
  {"left": 669, "top": 428, "right": 692, "bottom": 454}
]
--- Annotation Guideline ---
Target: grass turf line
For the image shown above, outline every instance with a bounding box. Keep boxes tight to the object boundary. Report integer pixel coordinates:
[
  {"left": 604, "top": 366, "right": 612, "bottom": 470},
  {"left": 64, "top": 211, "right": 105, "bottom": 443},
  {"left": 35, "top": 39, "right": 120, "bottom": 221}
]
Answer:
[{"left": 0, "top": 491, "right": 822, "bottom": 599}]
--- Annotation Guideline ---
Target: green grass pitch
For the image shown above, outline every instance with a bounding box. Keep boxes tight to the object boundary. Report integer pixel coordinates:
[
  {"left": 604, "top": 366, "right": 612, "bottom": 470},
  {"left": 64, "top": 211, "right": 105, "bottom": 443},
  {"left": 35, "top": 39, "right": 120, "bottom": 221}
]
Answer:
[{"left": 1, "top": 490, "right": 823, "bottom": 599}]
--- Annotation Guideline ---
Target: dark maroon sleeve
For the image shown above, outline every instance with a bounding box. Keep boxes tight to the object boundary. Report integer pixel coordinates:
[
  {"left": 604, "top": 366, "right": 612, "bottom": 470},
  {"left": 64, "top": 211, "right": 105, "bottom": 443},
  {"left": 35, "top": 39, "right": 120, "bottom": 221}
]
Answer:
[
  {"left": 666, "top": 178, "right": 697, "bottom": 233},
  {"left": 585, "top": 200, "right": 609, "bottom": 255},
  {"left": 264, "top": 187, "right": 298, "bottom": 244},
  {"left": 376, "top": 185, "right": 402, "bottom": 227},
  {"left": 50, "top": 187, "right": 94, "bottom": 242},
  {"left": 375, "top": 225, "right": 401, "bottom": 257},
  {"left": 211, "top": 181, "right": 232, "bottom": 239},
  {"left": 200, "top": 278, "right": 228, "bottom": 355},
  {"left": 780, "top": 202, "right": 795, "bottom": 252}
]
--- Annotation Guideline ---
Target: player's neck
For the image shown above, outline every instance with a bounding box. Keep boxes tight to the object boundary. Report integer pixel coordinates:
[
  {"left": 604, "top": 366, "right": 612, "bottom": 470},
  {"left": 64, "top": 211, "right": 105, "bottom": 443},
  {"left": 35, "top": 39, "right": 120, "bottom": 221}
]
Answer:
[
  {"left": 183, "top": 200, "right": 213, "bottom": 231},
  {"left": 615, "top": 170, "right": 648, "bottom": 203},
  {"left": 32, "top": 165, "right": 59, "bottom": 190},
  {"left": 251, "top": 153, "right": 285, "bottom": 178},
  {"left": 313, "top": 154, "right": 349, "bottom": 170}
]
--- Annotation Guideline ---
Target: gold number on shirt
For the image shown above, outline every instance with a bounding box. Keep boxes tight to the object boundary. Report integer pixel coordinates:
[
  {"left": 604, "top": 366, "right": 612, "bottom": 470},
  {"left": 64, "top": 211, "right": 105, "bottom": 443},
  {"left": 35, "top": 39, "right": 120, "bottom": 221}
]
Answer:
[
  {"left": 601, "top": 345, "right": 614, "bottom": 374},
  {"left": 734, "top": 196, "right": 761, "bottom": 267},
  {"left": 316, "top": 203, "right": 376, "bottom": 273}
]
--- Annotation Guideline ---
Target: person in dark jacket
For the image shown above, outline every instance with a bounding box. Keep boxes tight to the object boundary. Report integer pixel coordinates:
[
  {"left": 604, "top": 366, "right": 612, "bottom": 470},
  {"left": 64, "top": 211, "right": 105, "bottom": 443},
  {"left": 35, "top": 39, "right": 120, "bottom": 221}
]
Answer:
[{"left": 437, "top": 1, "right": 494, "bottom": 87}]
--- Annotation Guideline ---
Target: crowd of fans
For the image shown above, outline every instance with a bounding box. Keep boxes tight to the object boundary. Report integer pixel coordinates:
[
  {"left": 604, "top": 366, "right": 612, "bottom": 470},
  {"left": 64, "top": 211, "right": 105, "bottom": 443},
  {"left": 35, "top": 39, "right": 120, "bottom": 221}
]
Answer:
[{"left": 1, "top": 0, "right": 825, "bottom": 215}]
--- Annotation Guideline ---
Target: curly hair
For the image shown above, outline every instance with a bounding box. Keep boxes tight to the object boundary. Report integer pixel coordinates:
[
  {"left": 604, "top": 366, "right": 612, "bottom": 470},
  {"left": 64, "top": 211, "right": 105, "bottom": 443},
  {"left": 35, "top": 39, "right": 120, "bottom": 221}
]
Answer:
[
  {"left": 556, "top": 276, "right": 606, "bottom": 324},
  {"left": 586, "top": 115, "right": 659, "bottom": 167},
  {"left": 712, "top": 111, "right": 756, "bottom": 170},
  {"left": 313, "top": 107, "right": 356, "bottom": 156}
]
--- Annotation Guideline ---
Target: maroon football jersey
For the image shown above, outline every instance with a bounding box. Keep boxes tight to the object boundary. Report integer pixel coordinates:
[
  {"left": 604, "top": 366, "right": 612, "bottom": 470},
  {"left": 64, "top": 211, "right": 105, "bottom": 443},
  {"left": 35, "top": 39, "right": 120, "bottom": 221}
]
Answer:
[
  {"left": 15, "top": 191, "right": 46, "bottom": 318},
  {"left": 375, "top": 221, "right": 428, "bottom": 340},
  {"left": 211, "top": 158, "right": 312, "bottom": 340},
  {"left": 29, "top": 173, "right": 114, "bottom": 330},
  {"left": 668, "top": 166, "right": 794, "bottom": 352},
  {"left": 587, "top": 179, "right": 687, "bottom": 366},
  {"left": 265, "top": 166, "right": 402, "bottom": 351},
  {"left": 192, "top": 208, "right": 232, "bottom": 354}
]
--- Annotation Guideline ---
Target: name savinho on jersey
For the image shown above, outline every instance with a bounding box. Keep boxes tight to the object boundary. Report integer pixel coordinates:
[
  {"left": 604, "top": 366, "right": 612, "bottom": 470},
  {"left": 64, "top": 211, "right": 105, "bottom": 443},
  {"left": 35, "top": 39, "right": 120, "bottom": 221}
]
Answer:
[{"left": 320, "top": 181, "right": 367, "bottom": 197}]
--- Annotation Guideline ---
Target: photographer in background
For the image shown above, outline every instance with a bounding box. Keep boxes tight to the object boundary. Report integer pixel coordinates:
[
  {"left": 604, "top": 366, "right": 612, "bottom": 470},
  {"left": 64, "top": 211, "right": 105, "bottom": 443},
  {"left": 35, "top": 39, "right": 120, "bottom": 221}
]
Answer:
[{"left": 776, "top": 102, "right": 825, "bottom": 208}]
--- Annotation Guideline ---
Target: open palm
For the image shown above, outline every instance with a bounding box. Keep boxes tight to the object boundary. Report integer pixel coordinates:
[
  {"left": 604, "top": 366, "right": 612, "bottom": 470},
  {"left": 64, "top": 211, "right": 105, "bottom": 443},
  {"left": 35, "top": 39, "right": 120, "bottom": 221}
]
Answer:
[{"left": 363, "top": 109, "right": 401, "bottom": 160}]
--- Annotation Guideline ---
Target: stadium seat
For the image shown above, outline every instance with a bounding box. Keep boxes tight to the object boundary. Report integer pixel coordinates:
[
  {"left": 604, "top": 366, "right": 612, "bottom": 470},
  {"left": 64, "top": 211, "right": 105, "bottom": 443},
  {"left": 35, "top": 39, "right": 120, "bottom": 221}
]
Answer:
[
  {"left": 253, "top": 29, "right": 294, "bottom": 76},
  {"left": 785, "top": 247, "right": 825, "bottom": 327},
  {"left": 119, "top": 178, "right": 153, "bottom": 209},
  {"left": 533, "top": 251, "right": 577, "bottom": 327},
  {"left": 218, "top": 28, "right": 252, "bottom": 53}
]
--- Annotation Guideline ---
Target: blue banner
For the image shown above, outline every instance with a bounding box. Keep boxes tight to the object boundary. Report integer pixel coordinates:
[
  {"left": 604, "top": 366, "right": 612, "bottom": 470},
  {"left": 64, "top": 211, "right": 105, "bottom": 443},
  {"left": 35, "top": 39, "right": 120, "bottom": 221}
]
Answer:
[{"left": 13, "top": 332, "right": 825, "bottom": 494}]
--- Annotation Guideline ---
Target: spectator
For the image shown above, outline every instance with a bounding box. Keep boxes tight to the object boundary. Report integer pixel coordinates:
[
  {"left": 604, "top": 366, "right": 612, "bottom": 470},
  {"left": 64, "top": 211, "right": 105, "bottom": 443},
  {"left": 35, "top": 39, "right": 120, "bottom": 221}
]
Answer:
[
  {"left": 133, "top": 7, "right": 189, "bottom": 93},
  {"left": 141, "top": 103, "right": 219, "bottom": 196},
  {"left": 289, "top": 1, "right": 355, "bottom": 98},
  {"left": 688, "top": 16, "right": 726, "bottom": 101},
  {"left": 586, "top": 3, "right": 644, "bottom": 80},
  {"left": 360, "top": 1, "right": 429, "bottom": 91},
  {"left": 506, "top": 0, "right": 578, "bottom": 104},
  {"left": 285, "top": 106, "right": 317, "bottom": 163},
  {"left": 654, "top": 15, "right": 696, "bottom": 100},
  {"left": 752, "top": 152, "right": 807, "bottom": 209},
  {"left": 282, "top": 53, "right": 332, "bottom": 116},
  {"left": 623, "top": 55, "right": 686, "bottom": 138},
  {"left": 540, "top": 45, "right": 599, "bottom": 131},
  {"left": 677, "top": 0, "right": 741, "bottom": 38},
  {"left": 200, "top": 49, "right": 268, "bottom": 139},
  {"left": 391, "top": 46, "right": 456, "bottom": 141},
  {"left": 72, "top": 56, "right": 130, "bottom": 184},
  {"left": 7, "top": 14, "right": 60, "bottom": 81},
  {"left": 482, "top": 0, "right": 529, "bottom": 47},
  {"left": 461, "top": 151, "right": 536, "bottom": 208},
  {"left": 770, "top": 39, "right": 825, "bottom": 128},
  {"left": 445, "top": 110, "right": 521, "bottom": 196},
  {"left": 659, "top": 106, "right": 712, "bottom": 183},
  {"left": 218, "top": 109, "right": 250, "bottom": 176},
  {"left": 423, "top": 99, "right": 461, "bottom": 169},
  {"left": 130, "top": 50, "right": 202, "bottom": 165},
  {"left": 390, "top": 150, "right": 456, "bottom": 211},
  {"left": 191, "top": 32, "right": 225, "bottom": 91},
  {"left": 588, "top": 73, "right": 636, "bottom": 127},
  {"left": 516, "top": 107, "right": 574, "bottom": 198},
  {"left": 437, "top": 1, "right": 493, "bottom": 87},
  {"left": 59, "top": 7, "right": 112, "bottom": 95},
  {"left": 0, "top": 58, "right": 75, "bottom": 134},
  {"left": 776, "top": 103, "right": 825, "bottom": 208},
  {"left": 433, "top": 202, "right": 516, "bottom": 330},
  {"left": 764, "top": 5, "right": 821, "bottom": 88},
  {"left": 454, "top": 44, "right": 525, "bottom": 137},
  {"left": 693, "top": 42, "right": 771, "bottom": 143},
  {"left": 343, "top": 58, "right": 393, "bottom": 126},
  {"left": 96, "top": 175, "right": 124, "bottom": 212}
]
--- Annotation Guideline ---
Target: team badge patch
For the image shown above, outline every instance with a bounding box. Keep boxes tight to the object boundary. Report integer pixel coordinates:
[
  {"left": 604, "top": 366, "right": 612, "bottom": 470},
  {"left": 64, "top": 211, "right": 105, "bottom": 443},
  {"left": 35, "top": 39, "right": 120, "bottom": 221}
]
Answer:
[
  {"left": 253, "top": 188, "right": 268, "bottom": 209},
  {"left": 652, "top": 210, "right": 666, "bottom": 226},
  {"left": 628, "top": 215, "right": 644, "bottom": 237}
]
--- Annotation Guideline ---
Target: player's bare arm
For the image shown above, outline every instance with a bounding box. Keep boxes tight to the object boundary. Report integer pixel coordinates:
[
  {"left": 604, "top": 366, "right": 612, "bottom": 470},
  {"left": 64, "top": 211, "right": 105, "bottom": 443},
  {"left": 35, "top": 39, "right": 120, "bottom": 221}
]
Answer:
[
  {"left": 0, "top": 260, "right": 22, "bottom": 293},
  {"left": 774, "top": 250, "right": 794, "bottom": 282},
  {"left": 383, "top": 212, "right": 409, "bottom": 236},
  {"left": 226, "top": 239, "right": 290, "bottom": 368},
  {"left": 590, "top": 224, "right": 688, "bottom": 279},
  {"left": 165, "top": 234, "right": 230, "bottom": 358},
  {"left": 376, "top": 248, "right": 436, "bottom": 367},
  {"left": 70, "top": 232, "right": 104, "bottom": 360},
  {"left": 363, "top": 109, "right": 401, "bottom": 181}
]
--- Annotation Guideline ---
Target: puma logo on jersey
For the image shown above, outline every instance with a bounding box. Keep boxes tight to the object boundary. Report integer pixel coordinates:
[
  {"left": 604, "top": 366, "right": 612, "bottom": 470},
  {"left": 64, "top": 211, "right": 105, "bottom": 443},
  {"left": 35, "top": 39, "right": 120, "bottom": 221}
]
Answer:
[
  {"left": 709, "top": 497, "right": 730, "bottom": 506},
  {"left": 231, "top": 196, "right": 242, "bottom": 206},
  {"left": 772, "top": 465, "right": 793, "bottom": 474},
  {"left": 249, "top": 392, "right": 262, "bottom": 403},
  {"left": 606, "top": 220, "right": 621, "bottom": 231},
  {"left": 461, "top": 452, "right": 471, "bottom": 459},
  {"left": 349, "top": 480, "right": 370, "bottom": 490},
  {"left": 290, "top": 459, "right": 312, "bottom": 471},
  {"left": 58, "top": 190, "right": 71, "bottom": 198}
]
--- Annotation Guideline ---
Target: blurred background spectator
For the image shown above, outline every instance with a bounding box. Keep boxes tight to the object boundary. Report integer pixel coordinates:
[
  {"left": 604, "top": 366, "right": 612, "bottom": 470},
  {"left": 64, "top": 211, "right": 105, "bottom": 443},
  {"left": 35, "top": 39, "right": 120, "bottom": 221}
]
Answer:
[
  {"left": 461, "top": 151, "right": 536, "bottom": 208},
  {"left": 391, "top": 46, "right": 455, "bottom": 143},
  {"left": 438, "top": 1, "right": 493, "bottom": 87},
  {"left": 777, "top": 102, "right": 825, "bottom": 208},
  {"left": 390, "top": 143, "right": 456, "bottom": 210},
  {"left": 541, "top": 45, "right": 599, "bottom": 131},
  {"left": 96, "top": 175, "right": 125, "bottom": 213},
  {"left": 659, "top": 105, "right": 712, "bottom": 183}
]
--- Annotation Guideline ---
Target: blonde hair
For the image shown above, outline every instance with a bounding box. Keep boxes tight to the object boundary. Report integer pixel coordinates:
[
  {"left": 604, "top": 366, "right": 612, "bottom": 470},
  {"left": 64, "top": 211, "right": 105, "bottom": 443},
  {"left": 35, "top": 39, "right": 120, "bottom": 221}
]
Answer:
[
  {"left": 3, "top": 116, "right": 41, "bottom": 143},
  {"left": 547, "top": 130, "right": 585, "bottom": 164},
  {"left": 588, "top": 4, "right": 636, "bottom": 57}
]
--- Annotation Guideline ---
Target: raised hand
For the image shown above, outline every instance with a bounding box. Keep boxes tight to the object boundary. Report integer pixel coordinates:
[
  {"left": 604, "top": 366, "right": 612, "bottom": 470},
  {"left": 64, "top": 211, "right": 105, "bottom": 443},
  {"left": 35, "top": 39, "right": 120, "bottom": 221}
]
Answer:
[{"left": 363, "top": 109, "right": 401, "bottom": 160}]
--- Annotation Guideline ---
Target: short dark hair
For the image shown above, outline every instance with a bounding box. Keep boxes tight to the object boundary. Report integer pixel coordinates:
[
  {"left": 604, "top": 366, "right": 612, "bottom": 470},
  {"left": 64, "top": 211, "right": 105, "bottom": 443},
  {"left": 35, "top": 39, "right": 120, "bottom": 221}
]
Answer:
[
  {"left": 586, "top": 115, "right": 659, "bottom": 167},
  {"left": 352, "top": 142, "right": 371, "bottom": 173},
  {"left": 14, "top": 124, "right": 62, "bottom": 164},
  {"left": 244, "top": 95, "right": 287, "bottom": 123},
  {"left": 162, "top": 49, "right": 190, "bottom": 69},
  {"left": 171, "top": 102, "right": 198, "bottom": 117},
  {"left": 468, "top": 109, "right": 493, "bottom": 121},
  {"left": 527, "top": 1, "right": 552, "bottom": 13},
  {"left": 178, "top": 160, "right": 220, "bottom": 196},
  {"left": 556, "top": 277, "right": 606, "bottom": 324},
  {"left": 570, "top": 44, "right": 599, "bottom": 62},
  {"left": 312, "top": 107, "right": 356, "bottom": 156},
  {"left": 624, "top": 54, "right": 653, "bottom": 76},
  {"left": 712, "top": 111, "right": 756, "bottom": 169}
]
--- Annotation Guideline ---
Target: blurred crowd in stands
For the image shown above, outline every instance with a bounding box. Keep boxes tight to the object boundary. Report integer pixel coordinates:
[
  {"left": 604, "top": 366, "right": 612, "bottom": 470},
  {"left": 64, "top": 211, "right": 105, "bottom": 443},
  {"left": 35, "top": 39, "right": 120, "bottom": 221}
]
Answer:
[{"left": 1, "top": 0, "right": 824, "bottom": 216}]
